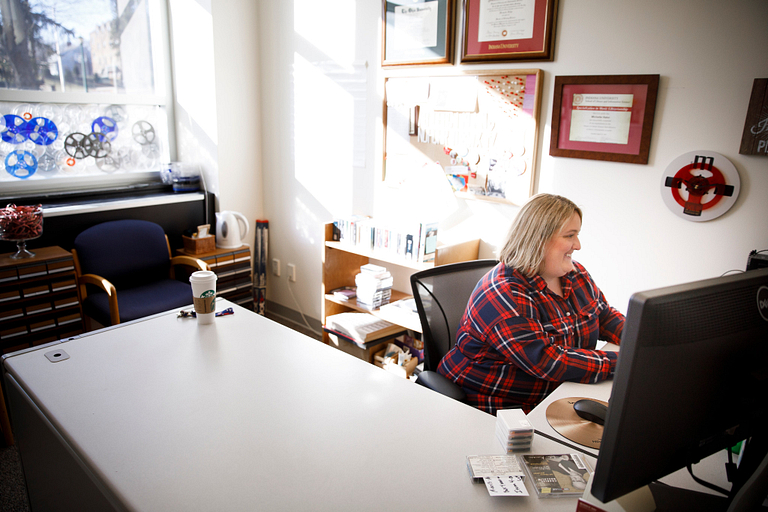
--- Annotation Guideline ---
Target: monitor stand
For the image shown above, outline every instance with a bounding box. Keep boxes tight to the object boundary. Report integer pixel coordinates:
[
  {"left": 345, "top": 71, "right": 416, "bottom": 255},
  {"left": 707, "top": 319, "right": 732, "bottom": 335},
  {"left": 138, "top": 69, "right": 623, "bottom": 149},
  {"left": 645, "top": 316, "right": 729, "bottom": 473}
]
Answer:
[
  {"left": 580, "top": 474, "right": 727, "bottom": 512},
  {"left": 648, "top": 482, "right": 728, "bottom": 512}
]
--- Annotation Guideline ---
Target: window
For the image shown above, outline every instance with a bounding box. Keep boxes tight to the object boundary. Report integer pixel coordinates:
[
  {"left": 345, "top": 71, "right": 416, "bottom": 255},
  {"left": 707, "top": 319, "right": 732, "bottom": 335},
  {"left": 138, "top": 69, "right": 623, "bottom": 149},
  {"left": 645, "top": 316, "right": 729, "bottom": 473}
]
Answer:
[{"left": 0, "top": 0, "right": 173, "bottom": 190}]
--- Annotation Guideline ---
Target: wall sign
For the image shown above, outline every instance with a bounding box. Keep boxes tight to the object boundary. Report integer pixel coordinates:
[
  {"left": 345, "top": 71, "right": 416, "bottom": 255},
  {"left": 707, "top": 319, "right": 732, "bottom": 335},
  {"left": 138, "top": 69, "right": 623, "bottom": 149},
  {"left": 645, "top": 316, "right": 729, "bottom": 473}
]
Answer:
[
  {"left": 661, "top": 150, "right": 740, "bottom": 222},
  {"left": 739, "top": 78, "right": 768, "bottom": 156}
]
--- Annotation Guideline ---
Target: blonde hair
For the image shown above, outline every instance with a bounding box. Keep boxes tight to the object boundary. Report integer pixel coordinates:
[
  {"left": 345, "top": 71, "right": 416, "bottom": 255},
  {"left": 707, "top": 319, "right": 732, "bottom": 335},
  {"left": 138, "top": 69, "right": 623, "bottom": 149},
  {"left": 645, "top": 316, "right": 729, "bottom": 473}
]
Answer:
[{"left": 499, "top": 194, "right": 582, "bottom": 277}]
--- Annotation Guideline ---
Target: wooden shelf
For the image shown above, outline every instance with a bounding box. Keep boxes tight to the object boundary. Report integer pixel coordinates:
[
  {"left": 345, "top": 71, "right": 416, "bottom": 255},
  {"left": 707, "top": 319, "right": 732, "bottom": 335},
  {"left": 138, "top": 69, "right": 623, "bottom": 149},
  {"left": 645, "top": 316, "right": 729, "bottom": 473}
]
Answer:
[
  {"left": 321, "top": 222, "right": 480, "bottom": 356},
  {"left": 324, "top": 289, "right": 421, "bottom": 333},
  {"left": 325, "top": 237, "right": 480, "bottom": 271}
]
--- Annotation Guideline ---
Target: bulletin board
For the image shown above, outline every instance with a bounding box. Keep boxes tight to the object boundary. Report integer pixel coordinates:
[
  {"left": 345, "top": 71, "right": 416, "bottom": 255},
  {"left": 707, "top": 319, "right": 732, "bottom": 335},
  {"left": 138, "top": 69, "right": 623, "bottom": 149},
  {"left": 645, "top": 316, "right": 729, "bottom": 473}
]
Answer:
[{"left": 383, "top": 69, "right": 542, "bottom": 205}]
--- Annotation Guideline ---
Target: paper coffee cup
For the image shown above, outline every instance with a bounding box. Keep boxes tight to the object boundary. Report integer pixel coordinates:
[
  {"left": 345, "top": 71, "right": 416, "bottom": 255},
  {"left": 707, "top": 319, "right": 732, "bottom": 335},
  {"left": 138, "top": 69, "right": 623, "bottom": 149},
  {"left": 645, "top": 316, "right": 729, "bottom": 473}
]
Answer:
[{"left": 189, "top": 270, "right": 217, "bottom": 324}]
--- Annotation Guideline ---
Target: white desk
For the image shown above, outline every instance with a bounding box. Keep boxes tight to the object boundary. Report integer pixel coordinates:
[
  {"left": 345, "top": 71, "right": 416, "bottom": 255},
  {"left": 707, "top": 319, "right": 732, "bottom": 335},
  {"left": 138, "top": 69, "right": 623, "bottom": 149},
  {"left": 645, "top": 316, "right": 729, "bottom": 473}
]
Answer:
[
  {"left": 529, "top": 379, "right": 733, "bottom": 501},
  {"left": 5, "top": 300, "right": 586, "bottom": 512}
]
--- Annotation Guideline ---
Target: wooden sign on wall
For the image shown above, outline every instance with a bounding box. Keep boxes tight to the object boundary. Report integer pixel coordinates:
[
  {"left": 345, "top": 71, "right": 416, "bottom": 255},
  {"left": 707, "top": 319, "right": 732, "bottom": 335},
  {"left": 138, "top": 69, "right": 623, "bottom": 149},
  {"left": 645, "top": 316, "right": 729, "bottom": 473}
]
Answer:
[{"left": 739, "top": 78, "right": 768, "bottom": 156}]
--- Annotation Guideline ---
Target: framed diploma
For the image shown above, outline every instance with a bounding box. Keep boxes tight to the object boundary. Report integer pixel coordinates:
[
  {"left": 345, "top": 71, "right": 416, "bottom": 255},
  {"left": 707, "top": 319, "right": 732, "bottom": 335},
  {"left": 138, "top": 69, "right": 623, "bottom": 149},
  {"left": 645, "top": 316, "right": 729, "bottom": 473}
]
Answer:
[
  {"left": 549, "top": 74, "right": 660, "bottom": 164},
  {"left": 460, "top": 0, "right": 558, "bottom": 63},
  {"left": 382, "top": 0, "right": 455, "bottom": 67}
]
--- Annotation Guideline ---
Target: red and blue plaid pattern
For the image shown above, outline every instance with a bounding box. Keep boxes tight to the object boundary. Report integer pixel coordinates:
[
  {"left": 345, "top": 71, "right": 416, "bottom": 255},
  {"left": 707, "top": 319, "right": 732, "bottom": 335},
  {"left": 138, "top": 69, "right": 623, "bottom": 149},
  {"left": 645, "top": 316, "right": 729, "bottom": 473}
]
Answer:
[{"left": 437, "top": 261, "right": 624, "bottom": 414}]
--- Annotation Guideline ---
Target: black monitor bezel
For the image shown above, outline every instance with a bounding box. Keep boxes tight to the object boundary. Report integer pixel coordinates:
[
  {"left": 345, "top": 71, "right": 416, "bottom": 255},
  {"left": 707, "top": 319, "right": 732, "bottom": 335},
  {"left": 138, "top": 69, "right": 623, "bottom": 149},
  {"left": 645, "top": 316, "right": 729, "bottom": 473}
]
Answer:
[{"left": 590, "top": 267, "right": 768, "bottom": 504}]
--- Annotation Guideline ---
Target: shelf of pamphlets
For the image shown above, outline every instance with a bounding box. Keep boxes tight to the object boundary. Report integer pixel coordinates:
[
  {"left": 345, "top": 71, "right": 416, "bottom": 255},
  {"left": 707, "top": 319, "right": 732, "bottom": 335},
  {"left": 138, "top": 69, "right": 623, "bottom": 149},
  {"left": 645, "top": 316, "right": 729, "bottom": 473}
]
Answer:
[{"left": 331, "top": 216, "right": 439, "bottom": 270}]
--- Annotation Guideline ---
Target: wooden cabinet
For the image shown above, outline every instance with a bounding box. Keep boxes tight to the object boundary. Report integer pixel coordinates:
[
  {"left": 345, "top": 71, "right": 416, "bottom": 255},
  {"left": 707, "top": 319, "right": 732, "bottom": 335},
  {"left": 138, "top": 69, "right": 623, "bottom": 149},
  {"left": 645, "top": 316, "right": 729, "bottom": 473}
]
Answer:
[
  {"left": 177, "top": 245, "right": 254, "bottom": 310},
  {"left": 321, "top": 222, "right": 479, "bottom": 347},
  {"left": 0, "top": 246, "right": 84, "bottom": 356},
  {"left": 0, "top": 246, "right": 85, "bottom": 446}
]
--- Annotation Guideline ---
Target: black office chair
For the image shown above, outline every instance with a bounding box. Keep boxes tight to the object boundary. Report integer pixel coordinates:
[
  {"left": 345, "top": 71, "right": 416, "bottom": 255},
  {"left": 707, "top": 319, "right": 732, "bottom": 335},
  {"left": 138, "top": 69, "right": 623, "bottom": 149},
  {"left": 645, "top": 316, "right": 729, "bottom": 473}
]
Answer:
[
  {"left": 410, "top": 259, "right": 498, "bottom": 403},
  {"left": 73, "top": 219, "right": 208, "bottom": 328}
]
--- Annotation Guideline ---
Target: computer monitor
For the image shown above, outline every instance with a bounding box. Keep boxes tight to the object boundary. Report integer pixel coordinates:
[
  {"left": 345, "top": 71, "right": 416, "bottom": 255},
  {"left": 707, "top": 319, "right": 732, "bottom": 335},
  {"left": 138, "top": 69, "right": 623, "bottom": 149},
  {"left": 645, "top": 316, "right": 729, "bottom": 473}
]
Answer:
[{"left": 590, "top": 267, "right": 768, "bottom": 510}]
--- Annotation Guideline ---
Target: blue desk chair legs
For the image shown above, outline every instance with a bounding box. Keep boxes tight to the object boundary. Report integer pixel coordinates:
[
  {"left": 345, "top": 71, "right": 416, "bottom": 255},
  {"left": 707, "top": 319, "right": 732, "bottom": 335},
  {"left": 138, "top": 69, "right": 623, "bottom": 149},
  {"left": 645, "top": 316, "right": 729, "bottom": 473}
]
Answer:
[
  {"left": 410, "top": 259, "right": 498, "bottom": 404},
  {"left": 72, "top": 220, "right": 208, "bottom": 328}
]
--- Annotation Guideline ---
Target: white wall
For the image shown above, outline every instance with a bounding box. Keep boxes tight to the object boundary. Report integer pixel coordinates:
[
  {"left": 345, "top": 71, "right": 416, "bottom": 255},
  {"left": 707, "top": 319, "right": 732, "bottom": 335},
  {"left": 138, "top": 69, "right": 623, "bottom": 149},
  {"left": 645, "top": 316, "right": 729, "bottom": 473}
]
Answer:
[
  {"left": 202, "top": 0, "right": 767, "bottom": 326},
  {"left": 169, "top": 0, "right": 264, "bottom": 234}
]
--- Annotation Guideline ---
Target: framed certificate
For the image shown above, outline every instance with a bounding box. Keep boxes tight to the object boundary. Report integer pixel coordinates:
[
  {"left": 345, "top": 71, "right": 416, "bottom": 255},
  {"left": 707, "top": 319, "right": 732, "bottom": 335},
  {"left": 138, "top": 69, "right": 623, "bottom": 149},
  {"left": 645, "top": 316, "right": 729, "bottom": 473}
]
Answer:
[
  {"left": 382, "top": 0, "right": 455, "bottom": 67},
  {"left": 549, "top": 74, "right": 660, "bottom": 164},
  {"left": 460, "top": 0, "right": 558, "bottom": 63}
]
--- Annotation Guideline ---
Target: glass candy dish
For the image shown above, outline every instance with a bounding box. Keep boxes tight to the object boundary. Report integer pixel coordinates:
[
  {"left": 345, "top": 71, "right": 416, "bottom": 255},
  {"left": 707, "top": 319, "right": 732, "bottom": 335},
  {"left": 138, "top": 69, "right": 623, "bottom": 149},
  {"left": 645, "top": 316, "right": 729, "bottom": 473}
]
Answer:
[{"left": 0, "top": 204, "right": 43, "bottom": 259}]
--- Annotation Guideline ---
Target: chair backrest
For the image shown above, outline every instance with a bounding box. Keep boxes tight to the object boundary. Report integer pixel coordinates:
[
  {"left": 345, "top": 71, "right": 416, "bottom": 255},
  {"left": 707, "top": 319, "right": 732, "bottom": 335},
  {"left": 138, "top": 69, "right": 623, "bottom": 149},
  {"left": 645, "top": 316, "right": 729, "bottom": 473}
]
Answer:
[
  {"left": 410, "top": 259, "right": 498, "bottom": 371},
  {"left": 73, "top": 220, "right": 171, "bottom": 289}
]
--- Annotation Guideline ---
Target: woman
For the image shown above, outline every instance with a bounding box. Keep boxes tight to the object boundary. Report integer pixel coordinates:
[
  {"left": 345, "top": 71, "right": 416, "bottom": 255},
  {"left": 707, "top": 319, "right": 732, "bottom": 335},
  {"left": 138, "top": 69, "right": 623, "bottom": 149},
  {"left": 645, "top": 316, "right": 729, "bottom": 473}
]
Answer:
[{"left": 437, "top": 194, "right": 624, "bottom": 414}]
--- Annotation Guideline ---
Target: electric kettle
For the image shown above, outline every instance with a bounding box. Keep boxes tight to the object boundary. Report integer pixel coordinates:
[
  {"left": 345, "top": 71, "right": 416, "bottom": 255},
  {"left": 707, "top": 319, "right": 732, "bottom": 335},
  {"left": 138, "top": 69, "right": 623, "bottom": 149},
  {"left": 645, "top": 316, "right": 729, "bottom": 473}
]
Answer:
[{"left": 215, "top": 211, "right": 250, "bottom": 248}]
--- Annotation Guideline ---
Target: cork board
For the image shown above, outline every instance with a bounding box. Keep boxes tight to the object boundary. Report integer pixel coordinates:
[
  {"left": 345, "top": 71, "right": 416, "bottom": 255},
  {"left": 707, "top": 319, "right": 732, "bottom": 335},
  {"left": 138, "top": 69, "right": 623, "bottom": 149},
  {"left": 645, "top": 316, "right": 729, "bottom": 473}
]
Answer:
[{"left": 384, "top": 69, "right": 542, "bottom": 205}]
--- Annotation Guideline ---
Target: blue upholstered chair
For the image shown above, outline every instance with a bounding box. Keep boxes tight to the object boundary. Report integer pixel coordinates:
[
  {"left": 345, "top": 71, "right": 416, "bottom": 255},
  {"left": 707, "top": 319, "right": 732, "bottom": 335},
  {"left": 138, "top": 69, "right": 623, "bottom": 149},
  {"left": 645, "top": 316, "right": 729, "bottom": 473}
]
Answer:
[{"left": 73, "top": 220, "right": 208, "bottom": 328}]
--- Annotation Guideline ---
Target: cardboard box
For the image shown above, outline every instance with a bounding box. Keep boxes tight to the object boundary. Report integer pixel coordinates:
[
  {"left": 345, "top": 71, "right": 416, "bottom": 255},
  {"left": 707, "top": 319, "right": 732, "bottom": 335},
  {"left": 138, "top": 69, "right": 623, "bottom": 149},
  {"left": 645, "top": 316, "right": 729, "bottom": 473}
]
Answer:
[{"left": 182, "top": 235, "right": 215, "bottom": 255}]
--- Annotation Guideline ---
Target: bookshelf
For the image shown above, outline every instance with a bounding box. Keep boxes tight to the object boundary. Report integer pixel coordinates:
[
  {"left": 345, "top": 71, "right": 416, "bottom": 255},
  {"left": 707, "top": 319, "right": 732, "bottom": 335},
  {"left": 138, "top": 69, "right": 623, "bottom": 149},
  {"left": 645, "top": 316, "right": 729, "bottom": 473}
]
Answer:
[{"left": 322, "top": 222, "right": 479, "bottom": 347}]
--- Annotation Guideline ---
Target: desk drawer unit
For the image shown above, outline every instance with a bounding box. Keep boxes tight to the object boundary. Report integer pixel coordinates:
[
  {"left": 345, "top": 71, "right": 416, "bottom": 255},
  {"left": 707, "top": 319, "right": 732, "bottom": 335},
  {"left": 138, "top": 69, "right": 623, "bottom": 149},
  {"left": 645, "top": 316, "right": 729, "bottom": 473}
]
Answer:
[
  {"left": 177, "top": 245, "right": 254, "bottom": 310},
  {"left": 0, "top": 246, "right": 84, "bottom": 355}
]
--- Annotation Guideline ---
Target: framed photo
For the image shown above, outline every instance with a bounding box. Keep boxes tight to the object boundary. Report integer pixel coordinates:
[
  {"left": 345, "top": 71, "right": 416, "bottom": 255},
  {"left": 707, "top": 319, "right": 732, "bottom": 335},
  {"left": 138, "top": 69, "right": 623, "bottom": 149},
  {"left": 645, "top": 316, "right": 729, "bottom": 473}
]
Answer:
[
  {"left": 549, "top": 74, "right": 660, "bottom": 164},
  {"left": 382, "top": 0, "right": 455, "bottom": 67},
  {"left": 460, "top": 0, "right": 558, "bottom": 63}
]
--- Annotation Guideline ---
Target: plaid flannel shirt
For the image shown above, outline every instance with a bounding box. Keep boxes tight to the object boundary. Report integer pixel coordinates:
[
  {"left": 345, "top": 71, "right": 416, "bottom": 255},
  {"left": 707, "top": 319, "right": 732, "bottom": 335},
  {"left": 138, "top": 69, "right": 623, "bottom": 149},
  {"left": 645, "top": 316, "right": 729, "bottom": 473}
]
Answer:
[{"left": 437, "top": 261, "right": 624, "bottom": 414}]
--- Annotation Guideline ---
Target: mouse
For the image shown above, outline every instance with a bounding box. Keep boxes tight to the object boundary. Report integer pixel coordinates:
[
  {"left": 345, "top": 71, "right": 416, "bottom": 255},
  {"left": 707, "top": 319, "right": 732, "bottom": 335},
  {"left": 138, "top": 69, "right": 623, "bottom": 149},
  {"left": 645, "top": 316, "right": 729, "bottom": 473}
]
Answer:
[{"left": 573, "top": 399, "right": 607, "bottom": 426}]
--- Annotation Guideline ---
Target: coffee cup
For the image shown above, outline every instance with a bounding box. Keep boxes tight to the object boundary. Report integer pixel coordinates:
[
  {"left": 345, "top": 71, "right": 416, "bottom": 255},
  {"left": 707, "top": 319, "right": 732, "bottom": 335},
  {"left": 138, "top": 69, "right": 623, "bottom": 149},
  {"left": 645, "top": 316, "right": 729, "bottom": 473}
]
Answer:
[{"left": 189, "top": 270, "right": 217, "bottom": 324}]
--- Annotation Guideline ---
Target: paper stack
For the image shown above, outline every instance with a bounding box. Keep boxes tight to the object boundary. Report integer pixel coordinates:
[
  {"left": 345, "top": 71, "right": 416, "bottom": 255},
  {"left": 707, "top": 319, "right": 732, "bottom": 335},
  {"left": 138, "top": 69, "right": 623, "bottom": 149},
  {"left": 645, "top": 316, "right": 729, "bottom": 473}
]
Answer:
[
  {"left": 325, "top": 312, "right": 403, "bottom": 344},
  {"left": 496, "top": 408, "right": 534, "bottom": 452},
  {"left": 355, "top": 263, "right": 393, "bottom": 309}
]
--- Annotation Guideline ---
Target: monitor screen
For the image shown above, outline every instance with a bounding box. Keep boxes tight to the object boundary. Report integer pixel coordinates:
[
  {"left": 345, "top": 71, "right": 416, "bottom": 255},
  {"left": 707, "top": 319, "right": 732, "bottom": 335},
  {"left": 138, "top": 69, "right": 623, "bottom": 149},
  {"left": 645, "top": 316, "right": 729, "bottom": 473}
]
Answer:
[{"left": 590, "top": 267, "right": 768, "bottom": 506}]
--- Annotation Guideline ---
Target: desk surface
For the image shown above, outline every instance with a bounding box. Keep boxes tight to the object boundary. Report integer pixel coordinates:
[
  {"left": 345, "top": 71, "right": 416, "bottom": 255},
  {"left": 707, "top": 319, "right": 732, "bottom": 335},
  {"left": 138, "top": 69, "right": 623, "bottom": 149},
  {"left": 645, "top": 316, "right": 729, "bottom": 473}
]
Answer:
[
  {"left": 5, "top": 301, "right": 587, "bottom": 512},
  {"left": 529, "top": 377, "right": 732, "bottom": 500}
]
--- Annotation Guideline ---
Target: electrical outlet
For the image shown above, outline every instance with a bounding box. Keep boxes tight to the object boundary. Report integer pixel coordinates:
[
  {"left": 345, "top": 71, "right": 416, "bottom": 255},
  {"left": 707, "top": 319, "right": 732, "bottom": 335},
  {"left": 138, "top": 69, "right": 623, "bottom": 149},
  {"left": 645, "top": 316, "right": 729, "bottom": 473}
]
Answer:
[
  {"left": 271, "top": 258, "right": 281, "bottom": 276},
  {"left": 287, "top": 263, "right": 296, "bottom": 282}
]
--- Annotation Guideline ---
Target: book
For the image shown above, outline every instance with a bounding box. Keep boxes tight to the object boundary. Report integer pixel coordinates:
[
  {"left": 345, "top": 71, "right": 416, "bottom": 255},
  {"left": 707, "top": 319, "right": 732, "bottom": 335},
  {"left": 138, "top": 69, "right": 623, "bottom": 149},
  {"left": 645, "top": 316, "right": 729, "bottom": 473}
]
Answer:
[
  {"left": 330, "top": 286, "right": 356, "bottom": 301},
  {"left": 360, "top": 263, "right": 387, "bottom": 276},
  {"left": 322, "top": 326, "right": 395, "bottom": 350},
  {"left": 325, "top": 312, "right": 404, "bottom": 343},
  {"left": 356, "top": 275, "right": 393, "bottom": 291},
  {"left": 418, "top": 221, "right": 439, "bottom": 263},
  {"left": 521, "top": 453, "right": 592, "bottom": 498}
]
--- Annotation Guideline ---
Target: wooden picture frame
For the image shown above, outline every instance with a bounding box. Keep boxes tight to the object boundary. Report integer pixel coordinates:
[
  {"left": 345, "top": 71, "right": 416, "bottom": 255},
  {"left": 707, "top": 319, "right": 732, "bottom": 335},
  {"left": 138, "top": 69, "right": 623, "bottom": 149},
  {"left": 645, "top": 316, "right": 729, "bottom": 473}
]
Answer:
[
  {"left": 460, "top": 0, "right": 558, "bottom": 63},
  {"left": 549, "top": 74, "right": 660, "bottom": 164},
  {"left": 382, "top": 0, "right": 455, "bottom": 67}
]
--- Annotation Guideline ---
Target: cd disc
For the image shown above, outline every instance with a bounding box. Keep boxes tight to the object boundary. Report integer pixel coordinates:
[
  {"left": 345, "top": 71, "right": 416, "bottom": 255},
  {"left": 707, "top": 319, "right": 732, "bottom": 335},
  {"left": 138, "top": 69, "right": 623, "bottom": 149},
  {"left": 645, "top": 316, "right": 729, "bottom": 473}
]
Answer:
[{"left": 545, "top": 397, "right": 607, "bottom": 450}]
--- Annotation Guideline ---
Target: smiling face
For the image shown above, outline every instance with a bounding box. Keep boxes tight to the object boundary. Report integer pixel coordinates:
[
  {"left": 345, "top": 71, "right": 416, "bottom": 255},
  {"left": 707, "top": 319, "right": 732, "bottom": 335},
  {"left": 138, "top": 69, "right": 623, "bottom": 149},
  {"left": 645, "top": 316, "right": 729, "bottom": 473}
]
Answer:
[{"left": 539, "top": 211, "right": 582, "bottom": 285}]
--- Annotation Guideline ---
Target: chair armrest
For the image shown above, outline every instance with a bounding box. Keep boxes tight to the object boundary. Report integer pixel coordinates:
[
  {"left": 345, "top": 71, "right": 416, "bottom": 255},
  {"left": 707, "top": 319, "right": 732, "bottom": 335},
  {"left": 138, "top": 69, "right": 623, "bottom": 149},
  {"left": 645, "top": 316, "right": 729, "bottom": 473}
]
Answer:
[
  {"left": 415, "top": 370, "right": 468, "bottom": 403},
  {"left": 78, "top": 273, "right": 120, "bottom": 325},
  {"left": 171, "top": 255, "right": 209, "bottom": 272}
]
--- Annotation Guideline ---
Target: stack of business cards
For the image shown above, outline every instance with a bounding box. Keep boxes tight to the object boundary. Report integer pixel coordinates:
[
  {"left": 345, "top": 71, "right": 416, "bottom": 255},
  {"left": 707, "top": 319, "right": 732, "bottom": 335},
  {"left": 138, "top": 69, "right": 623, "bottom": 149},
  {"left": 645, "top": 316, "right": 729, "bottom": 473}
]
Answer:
[{"left": 496, "top": 408, "right": 534, "bottom": 452}]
